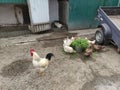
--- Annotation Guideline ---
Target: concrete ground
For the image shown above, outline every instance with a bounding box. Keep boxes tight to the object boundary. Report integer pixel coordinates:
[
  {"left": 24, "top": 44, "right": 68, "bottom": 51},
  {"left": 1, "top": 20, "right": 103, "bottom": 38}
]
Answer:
[{"left": 0, "top": 29, "right": 120, "bottom": 90}]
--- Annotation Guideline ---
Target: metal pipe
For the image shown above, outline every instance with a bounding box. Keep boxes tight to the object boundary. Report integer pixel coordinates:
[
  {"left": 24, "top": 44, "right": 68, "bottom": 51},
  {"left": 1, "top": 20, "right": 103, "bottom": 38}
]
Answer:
[{"left": 118, "top": 0, "right": 120, "bottom": 6}]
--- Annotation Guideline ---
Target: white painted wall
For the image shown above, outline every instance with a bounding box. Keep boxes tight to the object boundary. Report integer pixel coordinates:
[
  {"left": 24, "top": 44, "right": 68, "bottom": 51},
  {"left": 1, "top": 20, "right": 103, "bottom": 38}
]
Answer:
[{"left": 0, "top": 5, "right": 23, "bottom": 25}]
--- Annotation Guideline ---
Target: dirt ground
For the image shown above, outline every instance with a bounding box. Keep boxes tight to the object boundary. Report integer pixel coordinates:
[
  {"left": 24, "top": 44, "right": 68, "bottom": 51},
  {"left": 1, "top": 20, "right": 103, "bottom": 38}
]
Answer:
[{"left": 0, "top": 29, "right": 120, "bottom": 90}]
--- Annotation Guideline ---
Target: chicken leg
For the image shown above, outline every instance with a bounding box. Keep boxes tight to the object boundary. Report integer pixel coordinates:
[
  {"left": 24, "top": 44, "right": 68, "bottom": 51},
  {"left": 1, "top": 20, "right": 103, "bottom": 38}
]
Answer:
[{"left": 39, "top": 69, "right": 46, "bottom": 76}]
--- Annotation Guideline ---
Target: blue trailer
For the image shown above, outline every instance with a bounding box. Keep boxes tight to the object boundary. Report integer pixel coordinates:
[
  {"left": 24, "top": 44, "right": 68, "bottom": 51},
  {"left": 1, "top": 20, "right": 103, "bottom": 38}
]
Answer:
[{"left": 95, "top": 7, "right": 120, "bottom": 52}]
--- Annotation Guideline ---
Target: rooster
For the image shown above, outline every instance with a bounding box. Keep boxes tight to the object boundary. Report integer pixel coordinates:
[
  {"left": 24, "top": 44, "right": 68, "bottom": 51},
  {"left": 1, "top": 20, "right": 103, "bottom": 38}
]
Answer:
[{"left": 30, "top": 49, "right": 54, "bottom": 76}]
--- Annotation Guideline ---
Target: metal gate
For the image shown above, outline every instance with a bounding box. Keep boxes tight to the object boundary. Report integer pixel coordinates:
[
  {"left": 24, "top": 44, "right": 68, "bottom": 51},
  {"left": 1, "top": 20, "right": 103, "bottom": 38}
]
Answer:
[
  {"left": 68, "top": 0, "right": 119, "bottom": 29},
  {"left": 0, "top": 0, "right": 26, "bottom": 4}
]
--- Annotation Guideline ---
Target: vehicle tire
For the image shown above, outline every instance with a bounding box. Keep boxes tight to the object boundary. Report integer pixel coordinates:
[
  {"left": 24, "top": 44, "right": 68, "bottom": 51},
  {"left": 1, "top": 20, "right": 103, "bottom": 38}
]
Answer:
[{"left": 95, "top": 29, "right": 104, "bottom": 44}]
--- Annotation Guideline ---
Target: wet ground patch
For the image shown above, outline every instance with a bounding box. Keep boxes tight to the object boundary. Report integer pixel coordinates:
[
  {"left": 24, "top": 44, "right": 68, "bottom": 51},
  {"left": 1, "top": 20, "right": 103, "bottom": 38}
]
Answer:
[{"left": 1, "top": 59, "right": 31, "bottom": 77}]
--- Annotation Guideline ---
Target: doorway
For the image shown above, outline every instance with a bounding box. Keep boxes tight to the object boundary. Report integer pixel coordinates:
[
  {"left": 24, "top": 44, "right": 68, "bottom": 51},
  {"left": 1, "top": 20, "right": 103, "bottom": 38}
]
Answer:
[
  {"left": 58, "top": 0, "right": 69, "bottom": 26},
  {"left": 49, "top": 0, "right": 69, "bottom": 28}
]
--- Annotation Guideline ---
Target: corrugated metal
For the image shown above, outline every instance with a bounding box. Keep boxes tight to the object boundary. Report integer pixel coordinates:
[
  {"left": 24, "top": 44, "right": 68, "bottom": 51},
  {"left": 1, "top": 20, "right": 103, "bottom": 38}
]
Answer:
[
  {"left": 0, "top": 0, "right": 26, "bottom": 4},
  {"left": 28, "top": 24, "right": 51, "bottom": 33},
  {"left": 27, "top": 0, "right": 49, "bottom": 25},
  {"left": 68, "top": 0, "right": 119, "bottom": 29}
]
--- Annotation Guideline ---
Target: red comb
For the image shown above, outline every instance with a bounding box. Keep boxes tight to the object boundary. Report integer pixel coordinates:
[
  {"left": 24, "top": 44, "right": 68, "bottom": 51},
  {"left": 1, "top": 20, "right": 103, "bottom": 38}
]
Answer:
[
  {"left": 30, "top": 49, "right": 35, "bottom": 52},
  {"left": 30, "top": 49, "right": 35, "bottom": 56}
]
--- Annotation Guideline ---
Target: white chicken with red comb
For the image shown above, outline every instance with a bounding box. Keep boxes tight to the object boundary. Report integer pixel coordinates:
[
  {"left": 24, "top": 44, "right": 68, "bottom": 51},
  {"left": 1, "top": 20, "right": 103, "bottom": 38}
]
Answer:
[{"left": 30, "top": 49, "right": 54, "bottom": 76}]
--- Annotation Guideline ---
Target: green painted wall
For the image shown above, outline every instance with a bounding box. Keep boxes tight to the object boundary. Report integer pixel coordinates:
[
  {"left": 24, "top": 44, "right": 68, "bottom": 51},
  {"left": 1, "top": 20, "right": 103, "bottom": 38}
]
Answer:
[
  {"left": 68, "top": 0, "right": 119, "bottom": 29},
  {"left": 0, "top": 0, "right": 26, "bottom": 4}
]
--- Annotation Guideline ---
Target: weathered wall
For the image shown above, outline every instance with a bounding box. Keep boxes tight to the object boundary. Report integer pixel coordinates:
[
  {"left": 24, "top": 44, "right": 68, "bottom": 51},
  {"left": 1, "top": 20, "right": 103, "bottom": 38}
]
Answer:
[
  {"left": 0, "top": 4, "right": 23, "bottom": 25},
  {"left": 49, "top": 0, "right": 59, "bottom": 22}
]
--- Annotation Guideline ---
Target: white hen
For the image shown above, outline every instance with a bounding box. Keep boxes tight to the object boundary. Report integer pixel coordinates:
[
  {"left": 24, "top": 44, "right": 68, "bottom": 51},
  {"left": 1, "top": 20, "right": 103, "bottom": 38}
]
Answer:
[
  {"left": 63, "top": 36, "right": 76, "bottom": 53},
  {"left": 63, "top": 36, "right": 75, "bottom": 46},
  {"left": 63, "top": 44, "right": 76, "bottom": 53},
  {"left": 85, "top": 37, "right": 96, "bottom": 45}
]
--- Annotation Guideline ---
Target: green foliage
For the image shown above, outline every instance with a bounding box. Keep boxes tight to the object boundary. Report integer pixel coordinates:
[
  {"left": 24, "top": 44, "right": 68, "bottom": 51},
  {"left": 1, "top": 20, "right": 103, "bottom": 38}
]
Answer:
[{"left": 71, "top": 38, "right": 89, "bottom": 52}]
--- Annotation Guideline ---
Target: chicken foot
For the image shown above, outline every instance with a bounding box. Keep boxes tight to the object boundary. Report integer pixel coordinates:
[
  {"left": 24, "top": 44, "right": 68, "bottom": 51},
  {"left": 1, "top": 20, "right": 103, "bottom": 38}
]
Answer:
[{"left": 39, "top": 70, "right": 45, "bottom": 76}]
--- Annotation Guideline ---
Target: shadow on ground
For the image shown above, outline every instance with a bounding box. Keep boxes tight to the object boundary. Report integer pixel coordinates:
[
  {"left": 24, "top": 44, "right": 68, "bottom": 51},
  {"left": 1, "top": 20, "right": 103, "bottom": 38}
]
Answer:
[{"left": 1, "top": 59, "right": 31, "bottom": 77}]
